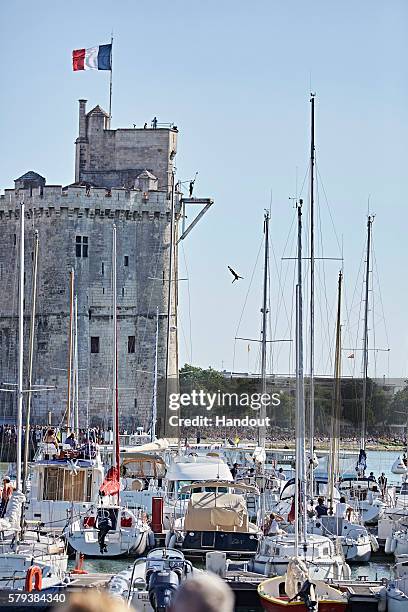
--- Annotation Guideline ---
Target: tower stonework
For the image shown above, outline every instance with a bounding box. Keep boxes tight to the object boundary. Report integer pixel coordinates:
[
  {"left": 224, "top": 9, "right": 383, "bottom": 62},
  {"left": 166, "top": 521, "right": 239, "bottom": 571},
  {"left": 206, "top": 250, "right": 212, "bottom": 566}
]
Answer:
[{"left": 0, "top": 101, "right": 180, "bottom": 431}]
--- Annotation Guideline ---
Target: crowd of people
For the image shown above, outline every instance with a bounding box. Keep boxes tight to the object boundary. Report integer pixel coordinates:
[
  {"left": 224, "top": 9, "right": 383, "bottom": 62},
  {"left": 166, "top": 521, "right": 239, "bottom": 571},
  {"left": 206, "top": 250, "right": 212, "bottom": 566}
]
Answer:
[
  {"left": 180, "top": 424, "right": 407, "bottom": 448},
  {"left": 0, "top": 424, "right": 109, "bottom": 462}
]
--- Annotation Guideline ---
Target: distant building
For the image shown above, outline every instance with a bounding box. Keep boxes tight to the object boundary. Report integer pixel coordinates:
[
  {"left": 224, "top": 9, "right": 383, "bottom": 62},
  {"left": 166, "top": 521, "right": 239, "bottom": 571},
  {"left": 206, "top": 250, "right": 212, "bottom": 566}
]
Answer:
[{"left": 0, "top": 100, "right": 190, "bottom": 431}]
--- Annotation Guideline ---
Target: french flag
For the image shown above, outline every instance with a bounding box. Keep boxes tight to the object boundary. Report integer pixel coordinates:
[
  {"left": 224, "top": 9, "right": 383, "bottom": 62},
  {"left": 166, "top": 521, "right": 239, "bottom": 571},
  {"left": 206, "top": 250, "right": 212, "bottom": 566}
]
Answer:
[{"left": 72, "top": 44, "right": 112, "bottom": 71}]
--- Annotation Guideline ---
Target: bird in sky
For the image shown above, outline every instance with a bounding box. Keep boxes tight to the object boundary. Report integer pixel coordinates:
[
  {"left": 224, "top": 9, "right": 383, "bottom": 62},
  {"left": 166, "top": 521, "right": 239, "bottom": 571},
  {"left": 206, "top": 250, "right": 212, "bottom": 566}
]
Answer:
[{"left": 228, "top": 266, "right": 243, "bottom": 283}]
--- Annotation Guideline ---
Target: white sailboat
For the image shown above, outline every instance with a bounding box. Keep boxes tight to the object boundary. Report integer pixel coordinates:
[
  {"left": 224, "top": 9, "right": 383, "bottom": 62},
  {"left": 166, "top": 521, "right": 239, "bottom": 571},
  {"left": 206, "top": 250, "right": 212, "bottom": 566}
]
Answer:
[
  {"left": 307, "top": 271, "right": 374, "bottom": 564},
  {"left": 249, "top": 202, "right": 350, "bottom": 581},
  {"left": 65, "top": 224, "right": 151, "bottom": 557},
  {"left": 0, "top": 201, "right": 68, "bottom": 592},
  {"left": 25, "top": 270, "right": 115, "bottom": 532}
]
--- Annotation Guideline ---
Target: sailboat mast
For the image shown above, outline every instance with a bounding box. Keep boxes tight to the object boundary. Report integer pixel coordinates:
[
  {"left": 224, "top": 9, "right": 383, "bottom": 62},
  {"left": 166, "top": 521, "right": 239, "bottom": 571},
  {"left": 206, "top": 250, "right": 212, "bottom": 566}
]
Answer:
[
  {"left": 66, "top": 268, "right": 74, "bottom": 433},
  {"left": 329, "top": 271, "right": 342, "bottom": 514},
  {"left": 23, "top": 229, "right": 39, "bottom": 494},
  {"left": 164, "top": 171, "right": 176, "bottom": 436},
  {"left": 361, "top": 215, "right": 373, "bottom": 452},
  {"left": 16, "top": 201, "right": 25, "bottom": 492},
  {"left": 73, "top": 295, "right": 79, "bottom": 435},
  {"left": 112, "top": 225, "right": 120, "bottom": 476},
  {"left": 258, "top": 211, "right": 270, "bottom": 447},
  {"left": 308, "top": 93, "right": 316, "bottom": 498},
  {"left": 151, "top": 306, "right": 159, "bottom": 442},
  {"left": 295, "top": 200, "right": 307, "bottom": 549}
]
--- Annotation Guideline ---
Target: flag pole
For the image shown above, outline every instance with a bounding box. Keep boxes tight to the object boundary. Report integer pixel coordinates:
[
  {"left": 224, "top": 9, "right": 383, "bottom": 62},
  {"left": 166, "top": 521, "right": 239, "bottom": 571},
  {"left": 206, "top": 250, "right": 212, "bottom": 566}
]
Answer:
[{"left": 108, "top": 34, "right": 113, "bottom": 128}]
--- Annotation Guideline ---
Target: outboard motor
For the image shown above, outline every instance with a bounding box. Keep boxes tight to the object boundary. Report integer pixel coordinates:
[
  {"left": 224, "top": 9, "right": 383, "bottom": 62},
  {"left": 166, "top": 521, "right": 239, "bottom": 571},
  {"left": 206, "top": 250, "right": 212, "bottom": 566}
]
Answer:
[{"left": 148, "top": 569, "right": 180, "bottom": 611}]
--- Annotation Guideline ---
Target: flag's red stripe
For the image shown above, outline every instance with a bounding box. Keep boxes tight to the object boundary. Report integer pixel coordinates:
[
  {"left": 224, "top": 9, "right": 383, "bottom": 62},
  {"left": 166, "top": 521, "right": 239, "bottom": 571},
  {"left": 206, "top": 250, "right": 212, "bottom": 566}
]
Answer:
[{"left": 72, "top": 48, "right": 86, "bottom": 71}]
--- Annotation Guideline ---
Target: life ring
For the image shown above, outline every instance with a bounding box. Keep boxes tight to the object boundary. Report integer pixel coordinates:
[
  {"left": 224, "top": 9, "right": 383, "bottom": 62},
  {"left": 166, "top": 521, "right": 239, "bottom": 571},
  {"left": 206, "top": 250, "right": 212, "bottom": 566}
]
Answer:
[{"left": 25, "top": 566, "right": 42, "bottom": 592}]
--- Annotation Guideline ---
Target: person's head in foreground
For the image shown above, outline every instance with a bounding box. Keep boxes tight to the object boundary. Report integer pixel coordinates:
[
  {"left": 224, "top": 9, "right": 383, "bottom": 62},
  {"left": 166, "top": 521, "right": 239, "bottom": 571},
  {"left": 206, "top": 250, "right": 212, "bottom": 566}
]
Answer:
[
  {"left": 170, "top": 572, "right": 234, "bottom": 612},
  {"left": 56, "top": 591, "right": 133, "bottom": 612}
]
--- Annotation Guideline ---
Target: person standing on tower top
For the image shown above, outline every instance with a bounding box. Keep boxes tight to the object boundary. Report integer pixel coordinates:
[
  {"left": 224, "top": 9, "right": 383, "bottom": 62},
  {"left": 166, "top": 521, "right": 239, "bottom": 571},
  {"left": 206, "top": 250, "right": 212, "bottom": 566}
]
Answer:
[{"left": 152, "top": 117, "right": 158, "bottom": 129}]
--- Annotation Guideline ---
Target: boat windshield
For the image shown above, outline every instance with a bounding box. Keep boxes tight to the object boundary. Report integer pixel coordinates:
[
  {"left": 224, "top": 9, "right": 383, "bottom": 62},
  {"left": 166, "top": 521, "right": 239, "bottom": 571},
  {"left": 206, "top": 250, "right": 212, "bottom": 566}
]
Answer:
[{"left": 191, "top": 486, "right": 229, "bottom": 493}]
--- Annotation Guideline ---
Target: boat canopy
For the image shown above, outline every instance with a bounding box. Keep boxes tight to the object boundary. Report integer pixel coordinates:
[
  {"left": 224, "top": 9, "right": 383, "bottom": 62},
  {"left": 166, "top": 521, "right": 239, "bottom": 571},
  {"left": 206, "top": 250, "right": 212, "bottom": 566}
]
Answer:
[
  {"left": 166, "top": 457, "right": 233, "bottom": 482},
  {"left": 184, "top": 491, "right": 252, "bottom": 532},
  {"left": 122, "top": 453, "right": 166, "bottom": 478}
]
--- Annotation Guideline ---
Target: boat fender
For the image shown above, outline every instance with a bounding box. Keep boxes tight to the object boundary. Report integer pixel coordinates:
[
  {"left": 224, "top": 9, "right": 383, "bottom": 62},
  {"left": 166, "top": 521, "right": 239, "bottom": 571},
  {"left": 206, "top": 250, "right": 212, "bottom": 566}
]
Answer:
[
  {"left": 385, "top": 536, "right": 393, "bottom": 554},
  {"left": 25, "top": 566, "right": 43, "bottom": 592},
  {"left": 165, "top": 531, "right": 177, "bottom": 549},
  {"left": 377, "top": 586, "right": 387, "bottom": 612},
  {"left": 342, "top": 562, "right": 351, "bottom": 580},
  {"left": 148, "top": 530, "right": 156, "bottom": 549},
  {"left": 369, "top": 533, "right": 379, "bottom": 552}
]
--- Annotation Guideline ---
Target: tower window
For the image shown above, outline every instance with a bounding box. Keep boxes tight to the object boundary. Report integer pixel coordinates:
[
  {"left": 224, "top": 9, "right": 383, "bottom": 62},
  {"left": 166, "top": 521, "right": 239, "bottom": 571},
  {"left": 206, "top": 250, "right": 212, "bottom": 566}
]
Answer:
[
  {"left": 76, "top": 236, "right": 89, "bottom": 258},
  {"left": 101, "top": 262, "right": 104, "bottom": 275},
  {"left": 128, "top": 336, "right": 136, "bottom": 354},
  {"left": 124, "top": 255, "right": 129, "bottom": 267},
  {"left": 13, "top": 234, "right": 16, "bottom": 246},
  {"left": 91, "top": 336, "right": 100, "bottom": 353}
]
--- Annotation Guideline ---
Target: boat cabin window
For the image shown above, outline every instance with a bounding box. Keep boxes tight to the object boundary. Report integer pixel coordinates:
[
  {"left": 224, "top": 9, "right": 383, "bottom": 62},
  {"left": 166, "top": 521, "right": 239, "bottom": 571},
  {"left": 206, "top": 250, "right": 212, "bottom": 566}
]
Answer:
[
  {"left": 190, "top": 486, "right": 229, "bottom": 494},
  {"left": 122, "top": 460, "right": 165, "bottom": 479},
  {"left": 42, "top": 467, "right": 90, "bottom": 502},
  {"left": 176, "top": 481, "right": 193, "bottom": 500}
]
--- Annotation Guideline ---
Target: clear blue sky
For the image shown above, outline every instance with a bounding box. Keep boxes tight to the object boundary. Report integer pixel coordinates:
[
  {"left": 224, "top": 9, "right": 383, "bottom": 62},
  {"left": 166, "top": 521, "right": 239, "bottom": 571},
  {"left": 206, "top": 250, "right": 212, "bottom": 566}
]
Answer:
[{"left": 1, "top": 1, "right": 407, "bottom": 377}]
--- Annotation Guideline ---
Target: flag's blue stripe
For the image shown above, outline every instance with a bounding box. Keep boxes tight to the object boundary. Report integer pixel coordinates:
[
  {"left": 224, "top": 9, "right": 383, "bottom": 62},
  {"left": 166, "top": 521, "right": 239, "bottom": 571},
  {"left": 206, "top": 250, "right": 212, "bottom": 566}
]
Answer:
[{"left": 98, "top": 44, "right": 112, "bottom": 70}]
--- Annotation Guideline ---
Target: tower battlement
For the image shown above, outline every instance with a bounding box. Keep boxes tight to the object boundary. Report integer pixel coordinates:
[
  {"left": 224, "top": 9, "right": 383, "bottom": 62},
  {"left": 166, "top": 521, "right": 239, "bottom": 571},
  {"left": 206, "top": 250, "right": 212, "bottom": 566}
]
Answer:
[
  {"left": 75, "top": 100, "right": 178, "bottom": 190},
  {"left": 0, "top": 184, "right": 179, "bottom": 219}
]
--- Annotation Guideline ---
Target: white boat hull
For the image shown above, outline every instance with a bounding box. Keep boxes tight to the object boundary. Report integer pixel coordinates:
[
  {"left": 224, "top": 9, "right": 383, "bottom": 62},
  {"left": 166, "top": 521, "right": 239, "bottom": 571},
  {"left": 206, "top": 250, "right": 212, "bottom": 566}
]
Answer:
[
  {"left": 66, "top": 527, "right": 149, "bottom": 557},
  {"left": 0, "top": 553, "right": 67, "bottom": 591}
]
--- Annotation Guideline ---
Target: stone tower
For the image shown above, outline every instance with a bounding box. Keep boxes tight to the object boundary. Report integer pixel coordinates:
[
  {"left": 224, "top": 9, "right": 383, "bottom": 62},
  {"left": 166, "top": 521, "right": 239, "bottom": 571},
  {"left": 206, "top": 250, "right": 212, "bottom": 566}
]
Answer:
[{"left": 0, "top": 100, "right": 181, "bottom": 432}]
